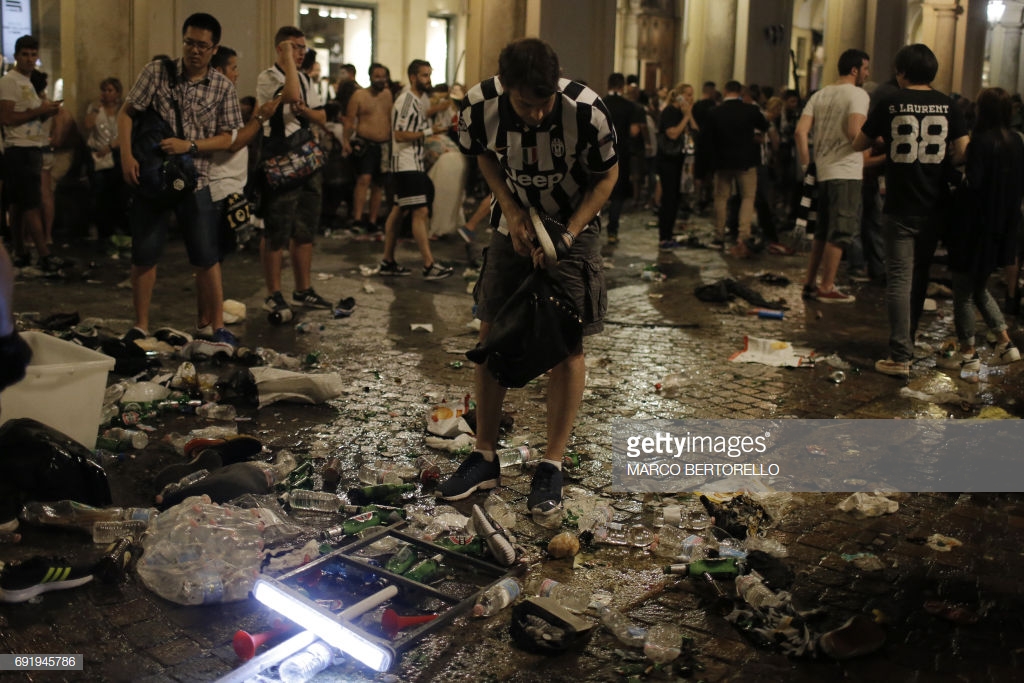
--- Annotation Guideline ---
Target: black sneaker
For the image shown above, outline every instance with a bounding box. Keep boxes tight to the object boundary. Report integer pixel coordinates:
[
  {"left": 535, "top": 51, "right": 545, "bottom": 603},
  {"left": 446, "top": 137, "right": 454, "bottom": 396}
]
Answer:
[
  {"left": 121, "top": 327, "right": 149, "bottom": 344},
  {"left": 379, "top": 260, "right": 411, "bottom": 276},
  {"left": 263, "top": 291, "right": 293, "bottom": 323},
  {"left": 423, "top": 262, "right": 454, "bottom": 280},
  {"left": 436, "top": 451, "right": 500, "bottom": 501},
  {"left": 292, "top": 288, "right": 332, "bottom": 309},
  {"left": 527, "top": 461, "right": 563, "bottom": 518},
  {"left": 0, "top": 556, "right": 94, "bottom": 603},
  {"left": 333, "top": 296, "right": 356, "bottom": 318}
]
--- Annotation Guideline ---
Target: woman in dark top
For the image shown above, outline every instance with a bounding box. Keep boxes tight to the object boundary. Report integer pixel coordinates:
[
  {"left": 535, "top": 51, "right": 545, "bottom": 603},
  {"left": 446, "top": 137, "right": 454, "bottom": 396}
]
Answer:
[
  {"left": 943, "top": 87, "right": 1021, "bottom": 373},
  {"left": 656, "top": 84, "right": 697, "bottom": 250}
]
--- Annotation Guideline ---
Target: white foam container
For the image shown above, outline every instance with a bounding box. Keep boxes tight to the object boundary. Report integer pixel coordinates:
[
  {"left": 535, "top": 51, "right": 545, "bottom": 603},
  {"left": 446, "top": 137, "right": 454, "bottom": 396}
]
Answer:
[{"left": 0, "top": 331, "right": 116, "bottom": 448}]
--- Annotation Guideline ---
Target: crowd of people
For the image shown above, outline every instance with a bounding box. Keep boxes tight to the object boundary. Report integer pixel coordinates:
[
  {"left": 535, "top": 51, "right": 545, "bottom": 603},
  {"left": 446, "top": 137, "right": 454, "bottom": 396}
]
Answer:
[{"left": 1, "top": 17, "right": 1023, "bottom": 515}]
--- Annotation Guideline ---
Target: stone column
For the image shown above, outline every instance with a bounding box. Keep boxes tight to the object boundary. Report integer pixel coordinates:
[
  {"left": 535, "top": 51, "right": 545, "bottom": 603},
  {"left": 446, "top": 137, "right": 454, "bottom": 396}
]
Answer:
[
  {"left": 920, "top": 0, "right": 961, "bottom": 92},
  {"left": 619, "top": 0, "right": 642, "bottom": 75},
  {"left": 702, "top": 0, "right": 737, "bottom": 86},
  {"left": 991, "top": 3, "right": 1024, "bottom": 92},
  {"left": 953, "top": 0, "right": 986, "bottom": 96}
]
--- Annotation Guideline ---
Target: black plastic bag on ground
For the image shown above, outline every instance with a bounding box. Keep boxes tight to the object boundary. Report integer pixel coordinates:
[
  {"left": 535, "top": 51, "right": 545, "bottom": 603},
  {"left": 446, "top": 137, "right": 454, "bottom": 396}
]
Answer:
[
  {"left": 466, "top": 270, "right": 583, "bottom": 389},
  {"left": 0, "top": 418, "right": 112, "bottom": 521}
]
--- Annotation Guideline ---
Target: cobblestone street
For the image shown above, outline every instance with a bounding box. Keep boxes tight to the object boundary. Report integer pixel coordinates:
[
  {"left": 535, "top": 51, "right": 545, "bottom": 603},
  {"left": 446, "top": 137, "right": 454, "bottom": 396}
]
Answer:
[{"left": 2, "top": 206, "right": 1023, "bottom": 683}]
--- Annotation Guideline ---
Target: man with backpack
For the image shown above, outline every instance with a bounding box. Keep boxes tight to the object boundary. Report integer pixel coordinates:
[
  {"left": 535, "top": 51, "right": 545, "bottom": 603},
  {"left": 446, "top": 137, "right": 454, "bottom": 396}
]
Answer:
[
  {"left": 117, "top": 13, "right": 243, "bottom": 351},
  {"left": 256, "top": 26, "right": 336, "bottom": 321}
]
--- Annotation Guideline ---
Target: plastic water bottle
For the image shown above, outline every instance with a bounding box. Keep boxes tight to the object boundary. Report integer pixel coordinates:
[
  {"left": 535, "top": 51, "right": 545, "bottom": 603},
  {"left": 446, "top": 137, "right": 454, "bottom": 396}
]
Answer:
[
  {"left": 196, "top": 403, "right": 237, "bottom": 421},
  {"left": 529, "top": 577, "right": 590, "bottom": 613},
  {"left": 92, "top": 519, "right": 147, "bottom": 544},
  {"left": 496, "top": 446, "right": 540, "bottom": 468},
  {"left": 643, "top": 623, "right": 682, "bottom": 664},
  {"left": 288, "top": 490, "right": 341, "bottom": 513},
  {"left": 597, "top": 605, "right": 646, "bottom": 647},
  {"left": 278, "top": 640, "right": 336, "bottom": 683},
  {"left": 473, "top": 577, "right": 521, "bottom": 617},
  {"left": 735, "top": 571, "right": 786, "bottom": 609}
]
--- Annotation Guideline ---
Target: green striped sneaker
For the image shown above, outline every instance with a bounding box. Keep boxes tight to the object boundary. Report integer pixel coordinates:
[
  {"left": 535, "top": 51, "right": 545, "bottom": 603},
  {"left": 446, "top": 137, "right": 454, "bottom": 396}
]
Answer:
[{"left": 0, "top": 556, "right": 94, "bottom": 603}]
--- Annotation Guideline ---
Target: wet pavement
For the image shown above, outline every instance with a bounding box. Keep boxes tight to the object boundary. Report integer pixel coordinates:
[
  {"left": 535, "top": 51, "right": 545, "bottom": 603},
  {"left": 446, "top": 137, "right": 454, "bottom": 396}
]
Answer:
[{"left": 2, "top": 205, "right": 1024, "bottom": 683}]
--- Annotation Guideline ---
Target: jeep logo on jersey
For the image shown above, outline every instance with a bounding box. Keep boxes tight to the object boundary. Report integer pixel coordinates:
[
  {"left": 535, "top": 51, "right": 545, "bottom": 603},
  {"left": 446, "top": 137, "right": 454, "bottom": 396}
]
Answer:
[
  {"left": 510, "top": 168, "right": 564, "bottom": 188},
  {"left": 551, "top": 138, "right": 565, "bottom": 157}
]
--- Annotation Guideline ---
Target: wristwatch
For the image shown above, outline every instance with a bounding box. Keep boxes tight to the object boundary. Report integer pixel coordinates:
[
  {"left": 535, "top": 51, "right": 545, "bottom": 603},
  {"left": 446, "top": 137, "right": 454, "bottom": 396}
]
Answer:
[
  {"left": 189, "top": 140, "right": 198, "bottom": 154},
  {"left": 254, "top": 112, "right": 266, "bottom": 124}
]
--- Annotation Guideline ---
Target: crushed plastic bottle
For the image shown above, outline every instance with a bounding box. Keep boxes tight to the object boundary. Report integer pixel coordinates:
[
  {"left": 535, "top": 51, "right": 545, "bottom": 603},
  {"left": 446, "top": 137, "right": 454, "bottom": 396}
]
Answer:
[
  {"left": 196, "top": 402, "right": 237, "bottom": 421},
  {"left": 643, "top": 623, "right": 682, "bottom": 664},
  {"left": 734, "top": 571, "right": 788, "bottom": 609},
  {"left": 473, "top": 577, "right": 521, "bottom": 617},
  {"left": 597, "top": 605, "right": 646, "bottom": 647},
  {"left": 496, "top": 446, "right": 540, "bottom": 468},
  {"left": 278, "top": 640, "right": 339, "bottom": 683},
  {"left": 527, "top": 577, "right": 590, "bottom": 613},
  {"left": 21, "top": 501, "right": 156, "bottom": 534},
  {"left": 288, "top": 490, "right": 341, "bottom": 513}
]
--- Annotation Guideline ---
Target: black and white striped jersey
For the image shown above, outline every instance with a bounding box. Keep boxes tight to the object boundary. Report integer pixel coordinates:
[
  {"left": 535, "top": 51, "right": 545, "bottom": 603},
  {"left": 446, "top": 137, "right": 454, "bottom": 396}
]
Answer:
[
  {"left": 392, "top": 88, "right": 431, "bottom": 173},
  {"left": 457, "top": 76, "right": 618, "bottom": 225}
]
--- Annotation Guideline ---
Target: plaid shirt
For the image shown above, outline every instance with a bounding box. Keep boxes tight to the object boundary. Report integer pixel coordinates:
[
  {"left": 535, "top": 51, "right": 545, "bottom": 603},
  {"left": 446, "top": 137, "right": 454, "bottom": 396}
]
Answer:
[{"left": 125, "top": 59, "right": 243, "bottom": 189}]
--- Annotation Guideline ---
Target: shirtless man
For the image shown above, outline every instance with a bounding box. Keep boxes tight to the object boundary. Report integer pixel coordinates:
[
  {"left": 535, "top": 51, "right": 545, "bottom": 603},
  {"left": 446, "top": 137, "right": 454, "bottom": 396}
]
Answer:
[{"left": 343, "top": 63, "right": 392, "bottom": 231}]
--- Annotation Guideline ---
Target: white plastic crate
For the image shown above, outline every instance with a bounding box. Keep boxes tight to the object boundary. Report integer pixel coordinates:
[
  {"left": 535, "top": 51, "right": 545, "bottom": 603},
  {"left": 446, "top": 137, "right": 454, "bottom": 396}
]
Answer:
[{"left": 0, "top": 331, "right": 116, "bottom": 448}]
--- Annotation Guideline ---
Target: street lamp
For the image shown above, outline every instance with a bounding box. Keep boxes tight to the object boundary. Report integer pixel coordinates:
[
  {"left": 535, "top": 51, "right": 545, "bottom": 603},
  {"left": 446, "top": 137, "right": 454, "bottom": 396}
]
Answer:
[{"left": 989, "top": 0, "right": 1007, "bottom": 24}]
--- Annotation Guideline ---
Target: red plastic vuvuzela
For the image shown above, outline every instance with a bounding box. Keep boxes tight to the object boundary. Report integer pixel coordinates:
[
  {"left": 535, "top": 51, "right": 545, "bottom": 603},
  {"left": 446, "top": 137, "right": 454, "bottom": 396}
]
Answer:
[
  {"left": 232, "top": 622, "right": 293, "bottom": 661},
  {"left": 381, "top": 608, "right": 438, "bottom": 638}
]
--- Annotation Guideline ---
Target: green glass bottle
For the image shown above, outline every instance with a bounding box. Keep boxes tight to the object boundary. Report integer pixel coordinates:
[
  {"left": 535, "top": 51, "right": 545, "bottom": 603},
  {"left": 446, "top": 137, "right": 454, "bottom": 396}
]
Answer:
[
  {"left": 434, "top": 534, "right": 487, "bottom": 557},
  {"left": 347, "top": 483, "right": 416, "bottom": 506},
  {"left": 663, "top": 557, "right": 739, "bottom": 577},
  {"left": 341, "top": 510, "right": 385, "bottom": 536},
  {"left": 403, "top": 553, "right": 443, "bottom": 583},
  {"left": 384, "top": 544, "right": 418, "bottom": 574}
]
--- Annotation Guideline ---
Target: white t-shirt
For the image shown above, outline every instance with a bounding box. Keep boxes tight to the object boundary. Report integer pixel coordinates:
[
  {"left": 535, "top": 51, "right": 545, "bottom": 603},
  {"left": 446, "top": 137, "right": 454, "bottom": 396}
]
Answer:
[
  {"left": 803, "top": 83, "right": 869, "bottom": 181},
  {"left": 209, "top": 128, "right": 248, "bottom": 203},
  {"left": 0, "top": 70, "right": 46, "bottom": 147},
  {"left": 255, "top": 65, "right": 321, "bottom": 138}
]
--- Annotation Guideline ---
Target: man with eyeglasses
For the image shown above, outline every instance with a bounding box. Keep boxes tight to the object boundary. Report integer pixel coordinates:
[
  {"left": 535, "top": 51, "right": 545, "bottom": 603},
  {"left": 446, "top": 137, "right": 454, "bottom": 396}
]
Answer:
[
  {"left": 117, "top": 13, "right": 243, "bottom": 351},
  {"left": 256, "top": 26, "right": 335, "bottom": 321}
]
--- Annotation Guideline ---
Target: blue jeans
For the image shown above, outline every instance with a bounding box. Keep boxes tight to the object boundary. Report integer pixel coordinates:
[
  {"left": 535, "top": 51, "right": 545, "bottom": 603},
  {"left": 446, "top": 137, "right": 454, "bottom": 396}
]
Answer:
[
  {"left": 883, "top": 214, "right": 940, "bottom": 362},
  {"left": 951, "top": 271, "right": 1008, "bottom": 348},
  {"left": 130, "top": 186, "right": 219, "bottom": 267}
]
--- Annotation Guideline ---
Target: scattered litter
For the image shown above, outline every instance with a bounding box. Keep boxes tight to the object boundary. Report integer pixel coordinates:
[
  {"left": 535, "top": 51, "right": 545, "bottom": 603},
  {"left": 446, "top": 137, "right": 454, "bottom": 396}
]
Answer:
[
  {"left": 922, "top": 297, "right": 937, "bottom": 312},
  {"left": 730, "top": 336, "right": 815, "bottom": 368},
  {"left": 641, "top": 265, "right": 665, "bottom": 282},
  {"left": 547, "top": 532, "right": 580, "bottom": 558},
  {"left": 359, "top": 264, "right": 381, "bottom": 276},
  {"left": 315, "top": 272, "right": 333, "bottom": 281},
  {"left": 410, "top": 323, "right": 434, "bottom": 333},
  {"left": 836, "top": 492, "right": 898, "bottom": 517},
  {"left": 466, "top": 318, "right": 482, "bottom": 332},
  {"left": 249, "top": 367, "right": 343, "bottom": 408},
  {"left": 222, "top": 299, "right": 246, "bottom": 324},
  {"left": 757, "top": 273, "right": 791, "bottom": 286},
  {"left": 362, "top": 281, "right": 376, "bottom": 294},
  {"left": 424, "top": 433, "right": 475, "bottom": 453},
  {"left": 926, "top": 282, "right": 953, "bottom": 298},
  {"left": 899, "top": 387, "right": 964, "bottom": 405},
  {"left": 828, "top": 370, "right": 846, "bottom": 384},
  {"left": 817, "top": 353, "right": 851, "bottom": 370},
  {"left": 925, "top": 533, "right": 962, "bottom": 552},
  {"left": 841, "top": 552, "right": 885, "bottom": 571}
]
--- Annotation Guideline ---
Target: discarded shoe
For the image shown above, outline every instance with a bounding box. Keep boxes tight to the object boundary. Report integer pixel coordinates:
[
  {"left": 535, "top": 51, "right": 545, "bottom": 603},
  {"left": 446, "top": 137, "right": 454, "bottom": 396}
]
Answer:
[
  {"left": 0, "top": 556, "right": 94, "bottom": 603},
  {"left": 471, "top": 503, "right": 516, "bottom": 566},
  {"left": 818, "top": 615, "right": 885, "bottom": 659}
]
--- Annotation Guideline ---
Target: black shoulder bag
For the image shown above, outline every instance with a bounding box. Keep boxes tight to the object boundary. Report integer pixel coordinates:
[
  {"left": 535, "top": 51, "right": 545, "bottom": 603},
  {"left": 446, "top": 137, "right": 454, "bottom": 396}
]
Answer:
[
  {"left": 130, "top": 58, "right": 197, "bottom": 206},
  {"left": 260, "top": 73, "right": 325, "bottom": 192}
]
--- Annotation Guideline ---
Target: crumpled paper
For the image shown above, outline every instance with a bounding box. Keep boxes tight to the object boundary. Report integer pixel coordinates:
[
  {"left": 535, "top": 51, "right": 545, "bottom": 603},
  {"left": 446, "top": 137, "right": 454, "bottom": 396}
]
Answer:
[
  {"left": 250, "top": 367, "right": 343, "bottom": 408},
  {"left": 730, "top": 336, "right": 815, "bottom": 367}
]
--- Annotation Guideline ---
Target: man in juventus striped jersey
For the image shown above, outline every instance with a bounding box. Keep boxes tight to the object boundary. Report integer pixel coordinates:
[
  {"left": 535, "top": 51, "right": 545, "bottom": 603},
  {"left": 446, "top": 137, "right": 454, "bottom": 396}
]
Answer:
[
  {"left": 379, "top": 59, "right": 453, "bottom": 280},
  {"left": 436, "top": 39, "right": 619, "bottom": 521}
]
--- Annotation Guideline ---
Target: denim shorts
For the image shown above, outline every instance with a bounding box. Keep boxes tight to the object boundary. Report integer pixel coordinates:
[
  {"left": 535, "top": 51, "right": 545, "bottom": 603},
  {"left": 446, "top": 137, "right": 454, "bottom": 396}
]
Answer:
[
  {"left": 130, "top": 186, "right": 220, "bottom": 267},
  {"left": 476, "top": 224, "right": 607, "bottom": 336}
]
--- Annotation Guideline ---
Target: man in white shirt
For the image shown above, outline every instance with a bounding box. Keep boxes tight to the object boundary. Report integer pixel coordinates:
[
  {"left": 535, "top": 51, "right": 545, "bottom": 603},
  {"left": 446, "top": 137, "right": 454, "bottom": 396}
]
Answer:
[
  {"left": 256, "top": 26, "right": 333, "bottom": 318},
  {"left": 0, "top": 35, "right": 64, "bottom": 273},
  {"left": 795, "top": 49, "right": 871, "bottom": 303}
]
